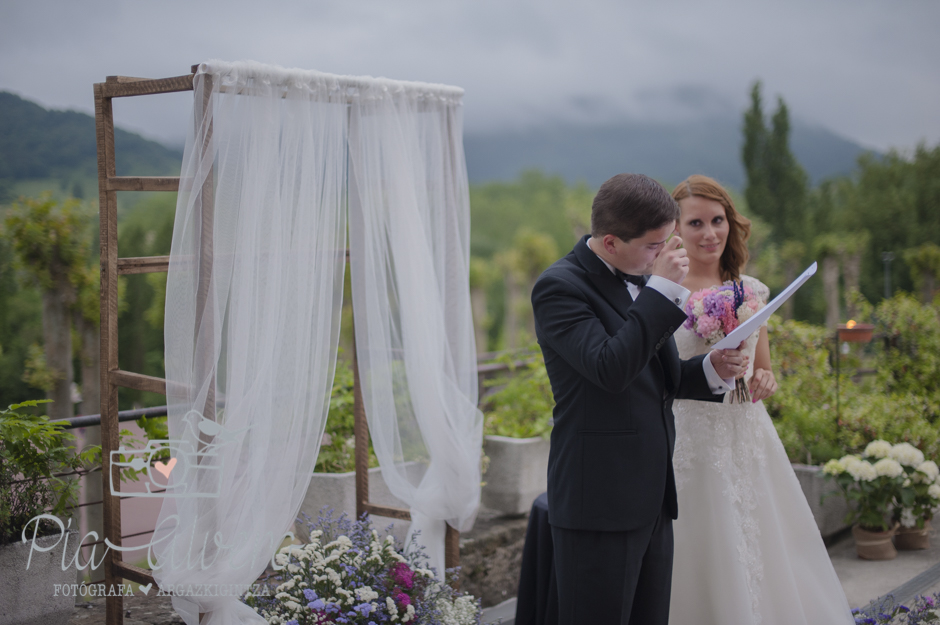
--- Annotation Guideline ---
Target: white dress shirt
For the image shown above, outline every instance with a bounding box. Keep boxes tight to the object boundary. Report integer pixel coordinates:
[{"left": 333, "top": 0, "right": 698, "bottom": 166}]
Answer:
[{"left": 587, "top": 238, "right": 733, "bottom": 394}]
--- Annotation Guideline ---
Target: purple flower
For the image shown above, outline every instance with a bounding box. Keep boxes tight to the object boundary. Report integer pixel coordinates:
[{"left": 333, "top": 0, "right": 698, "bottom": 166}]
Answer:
[
  {"left": 303, "top": 589, "right": 318, "bottom": 602},
  {"left": 354, "top": 603, "right": 374, "bottom": 615},
  {"left": 308, "top": 599, "right": 325, "bottom": 610}
]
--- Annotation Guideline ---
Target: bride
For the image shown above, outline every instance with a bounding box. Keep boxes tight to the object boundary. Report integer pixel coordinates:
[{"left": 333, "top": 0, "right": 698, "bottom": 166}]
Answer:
[{"left": 667, "top": 175, "right": 854, "bottom": 625}]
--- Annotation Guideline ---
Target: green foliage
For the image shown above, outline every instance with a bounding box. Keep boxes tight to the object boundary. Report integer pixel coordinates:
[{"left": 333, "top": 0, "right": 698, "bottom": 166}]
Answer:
[
  {"left": 482, "top": 348, "right": 554, "bottom": 439},
  {"left": 4, "top": 193, "right": 94, "bottom": 293},
  {"left": 22, "top": 343, "right": 57, "bottom": 393},
  {"left": 469, "top": 170, "right": 579, "bottom": 260},
  {"left": 766, "top": 317, "right": 844, "bottom": 465},
  {"left": 116, "top": 194, "right": 176, "bottom": 409},
  {"left": 314, "top": 359, "right": 378, "bottom": 474},
  {"left": 770, "top": 293, "right": 940, "bottom": 468},
  {"left": 874, "top": 292, "right": 940, "bottom": 402},
  {"left": 0, "top": 400, "right": 99, "bottom": 544}
]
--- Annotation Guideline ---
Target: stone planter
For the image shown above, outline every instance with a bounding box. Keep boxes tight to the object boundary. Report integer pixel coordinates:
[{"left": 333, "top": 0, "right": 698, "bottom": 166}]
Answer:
[
  {"left": 791, "top": 463, "right": 852, "bottom": 539},
  {"left": 853, "top": 523, "right": 898, "bottom": 560},
  {"left": 297, "top": 463, "right": 425, "bottom": 545},
  {"left": 0, "top": 530, "right": 78, "bottom": 625},
  {"left": 896, "top": 521, "right": 931, "bottom": 550},
  {"left": 482, "top": 435, "right": 550, "bottom": 516}
]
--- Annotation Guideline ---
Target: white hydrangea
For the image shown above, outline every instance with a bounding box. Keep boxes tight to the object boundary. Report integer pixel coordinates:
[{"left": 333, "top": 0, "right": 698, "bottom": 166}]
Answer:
[
  {"left": 890, "top": 442, "right": 925, "bottom": 467},
  {"left": 822, "top": 458, "right": 845, "bottom": 476},
  {"left": 864, "top": 440, "right": 893, "bottom": 459},
  {"left": 918, "top": 461, "right": 940, "bottom": 482},
  {"left": 929, "top": 484, "right": 940, "bottom": 500},
  {"left": 900, "top": 507, "right": 918, "bottom": 528},
  {"left": 846, "top": 459, "right": 878, "bottom": 482},
  {"left": 873, "top": 458, "right": 904, "bottom": 478}
]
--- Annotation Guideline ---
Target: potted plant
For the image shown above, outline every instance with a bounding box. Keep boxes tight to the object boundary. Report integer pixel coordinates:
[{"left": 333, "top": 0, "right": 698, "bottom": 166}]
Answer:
[
  {"left": 823, "top": 440, "right": 906, "bottom": 560},
  {"left": 480, "top": 349, "right": 552, "bottom": 516},
  {"left": 244, "top": 510, "right": 482, "bottom": 624},
  {"left": 880, "top": 442, "right": 940, "bottom": 550},
  {"left": 0, "top": 400, "right": 98, "bottom": 625}
]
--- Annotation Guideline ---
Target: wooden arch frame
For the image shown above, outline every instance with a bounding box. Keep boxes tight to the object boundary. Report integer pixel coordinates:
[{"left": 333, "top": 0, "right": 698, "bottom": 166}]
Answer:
[{"left": 95, "top": 65, "right": 460, "bottom": 625}]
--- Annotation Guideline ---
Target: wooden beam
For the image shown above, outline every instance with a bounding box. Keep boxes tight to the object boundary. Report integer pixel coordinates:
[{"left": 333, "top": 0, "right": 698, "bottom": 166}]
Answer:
[
  {"left": 95, "top": 82, "right": 125, "bottom": 625},
  {"left": 107, "top": 177, "right": 180, "bottom": 192},
  {"left": 118, "top": 256, "right": 170, "bottom": 275},
  {"left": 364, "top": 504, "right": 412, "bottom": 521},
  {"left": 445, "top": 523, "right": 460, "bottom": 587},
  {"left": 111, "top": 370, "right": 167, "bottom": 395},
  {"left": 111, "top": 561, "right": 155, "bottom": 587},
  {"left": 99, "top": 74, "right": 194, "bottom": 98}
]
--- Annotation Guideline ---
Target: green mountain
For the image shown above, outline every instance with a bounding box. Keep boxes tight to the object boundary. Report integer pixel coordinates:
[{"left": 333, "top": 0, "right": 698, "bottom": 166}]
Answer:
[
  {"left": 464, "top": 116, "right": 877, "bottom": 191},
  {"left": 0, "top": 91, "right": 182, "bottom": 193}
]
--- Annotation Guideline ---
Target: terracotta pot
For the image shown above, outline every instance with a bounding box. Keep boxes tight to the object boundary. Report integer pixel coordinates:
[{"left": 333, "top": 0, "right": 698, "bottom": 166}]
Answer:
[
  {"left": 895, "top": 521, "right": 931, "bottom": 550},
  {"left": 853, "top": 523, "right": 898, "bottom": 560}
]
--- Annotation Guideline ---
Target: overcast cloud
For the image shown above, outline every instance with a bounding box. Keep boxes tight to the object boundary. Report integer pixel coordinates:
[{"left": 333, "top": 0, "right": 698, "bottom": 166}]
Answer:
[{"left": 1, "top": 0, "right": 937, "bottom": 151}]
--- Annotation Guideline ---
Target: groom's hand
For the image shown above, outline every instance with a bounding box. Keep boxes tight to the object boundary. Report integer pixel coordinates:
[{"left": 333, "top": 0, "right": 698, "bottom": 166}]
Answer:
[
  {"left": 709, "top": 341, "right": 749, "bottom": 380},
  {"left": 650, "top": 235, "right": 689, "bottom": 284}
]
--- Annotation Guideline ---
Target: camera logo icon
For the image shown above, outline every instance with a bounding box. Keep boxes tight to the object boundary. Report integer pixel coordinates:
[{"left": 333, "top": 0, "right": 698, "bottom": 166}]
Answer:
[{"left": 110, "top": 411, "right": 247, "bottom": 499}]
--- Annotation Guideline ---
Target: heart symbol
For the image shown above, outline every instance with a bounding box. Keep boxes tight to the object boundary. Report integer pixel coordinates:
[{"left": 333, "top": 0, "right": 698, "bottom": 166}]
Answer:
[
  {"left": 139, "top": 583, "right": 153, "bottom": 595},
  {"left": 154, "top": 458, "right": 177, "bottom": 479}
]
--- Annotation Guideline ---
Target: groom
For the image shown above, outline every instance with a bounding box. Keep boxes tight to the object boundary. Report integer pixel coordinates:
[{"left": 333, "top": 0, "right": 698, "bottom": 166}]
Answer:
[{"left": 531, "top": 173, "right": 747, "bottom": 625}]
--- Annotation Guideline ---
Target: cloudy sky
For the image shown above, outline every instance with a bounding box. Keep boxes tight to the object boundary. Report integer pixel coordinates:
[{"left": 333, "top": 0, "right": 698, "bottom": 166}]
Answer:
[{"left": 1, "top": 0, "right": 937, "bottom": 152}]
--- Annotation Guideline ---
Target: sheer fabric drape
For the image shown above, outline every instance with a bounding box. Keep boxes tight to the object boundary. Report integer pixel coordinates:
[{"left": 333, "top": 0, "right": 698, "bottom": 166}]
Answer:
[
  {"left": 156, "top": 60, "right": 481, "bottom": 625},
  {"left": 156, "top": 62, "right": 348, "bottom": 625},
  {"left": 348, "top": 79, "right": 483, "bottom": 576}
]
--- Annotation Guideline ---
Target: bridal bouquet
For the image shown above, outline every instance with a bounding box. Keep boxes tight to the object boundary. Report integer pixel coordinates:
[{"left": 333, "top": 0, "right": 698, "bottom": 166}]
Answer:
[
  {"left": 683, "top": 281, "right": 763, "bottom": 403},
  {"left": 244, "top": 511, "right": 481, "bottom": 625}
]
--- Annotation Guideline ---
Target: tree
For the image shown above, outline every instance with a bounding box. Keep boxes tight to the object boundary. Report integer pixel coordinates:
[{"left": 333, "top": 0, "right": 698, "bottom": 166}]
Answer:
[
  {"left": 742, "top": 82, "right": 810, "bottom": 245},
  {"left": 4, "top": 194, "right": 97, "bottom": 422}
]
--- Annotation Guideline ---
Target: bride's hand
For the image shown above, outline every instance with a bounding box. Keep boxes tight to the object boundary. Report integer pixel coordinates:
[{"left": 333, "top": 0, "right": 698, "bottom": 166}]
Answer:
[{"left": 749, "top": 368, "right": 778, "bottom": 402}]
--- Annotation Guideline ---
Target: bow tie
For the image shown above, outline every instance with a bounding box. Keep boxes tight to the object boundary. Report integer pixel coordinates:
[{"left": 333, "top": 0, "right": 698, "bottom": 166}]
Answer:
[{"left": 616, "top": 271, "right": 647, "bottom": 288}]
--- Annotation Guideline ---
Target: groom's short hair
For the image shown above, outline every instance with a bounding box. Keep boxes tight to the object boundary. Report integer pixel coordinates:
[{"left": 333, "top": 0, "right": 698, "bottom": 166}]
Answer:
[{"left": 591, "top": 173, "right": 680, "bottom": 242}]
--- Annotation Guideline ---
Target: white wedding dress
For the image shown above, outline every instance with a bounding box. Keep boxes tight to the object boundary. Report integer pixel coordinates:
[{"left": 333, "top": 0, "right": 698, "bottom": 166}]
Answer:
[{"left": 669, "top": 275, "right": 854, "bottom": 625}]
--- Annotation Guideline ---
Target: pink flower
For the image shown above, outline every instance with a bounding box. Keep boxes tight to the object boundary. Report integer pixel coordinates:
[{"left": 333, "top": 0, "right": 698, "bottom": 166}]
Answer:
[
  {"left": 697, "top": 314, "right": 719, "bottom": 337},
  {"left": 389, "top": 562, "right": 415, "bottom": 590}
]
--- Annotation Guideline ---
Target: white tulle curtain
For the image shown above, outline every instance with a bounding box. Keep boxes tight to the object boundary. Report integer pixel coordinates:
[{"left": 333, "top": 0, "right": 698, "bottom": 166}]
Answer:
[
  {"left": 156, "top": 60, "right": 481, "bottom": 625},
  {"left": 156, "top": 61, "right": 349, "bottom": 625},
  {"left": 348, "top": 79, "right": 482, "bottom": 576}
]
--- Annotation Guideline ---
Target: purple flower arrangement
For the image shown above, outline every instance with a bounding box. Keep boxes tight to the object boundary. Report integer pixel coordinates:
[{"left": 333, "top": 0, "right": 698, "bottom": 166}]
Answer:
[{"left": 243, "top": 510, "right": 481, "bottom": 625}]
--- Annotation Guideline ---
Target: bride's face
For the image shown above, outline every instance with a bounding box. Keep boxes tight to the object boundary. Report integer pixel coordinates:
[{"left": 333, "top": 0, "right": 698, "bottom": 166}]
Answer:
[{"left": 676, "top": 195, "right": 729, "bottom": 268}]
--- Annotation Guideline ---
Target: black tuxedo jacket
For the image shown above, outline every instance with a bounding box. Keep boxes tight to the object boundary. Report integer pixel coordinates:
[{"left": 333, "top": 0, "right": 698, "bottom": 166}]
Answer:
[{"left": 532, "top": 235, "right": 723, "bottom": 532}]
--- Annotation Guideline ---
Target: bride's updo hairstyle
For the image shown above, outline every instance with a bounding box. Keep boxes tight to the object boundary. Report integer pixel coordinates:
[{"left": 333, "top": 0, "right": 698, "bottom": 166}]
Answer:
[{"left": 671, "top": 174, "right": 752, "bottom": 282}]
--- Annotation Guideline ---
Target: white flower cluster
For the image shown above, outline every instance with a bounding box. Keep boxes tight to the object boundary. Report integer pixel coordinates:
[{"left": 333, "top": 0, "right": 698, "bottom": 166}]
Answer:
[
  {"left": 917, "top": 460, "right": 940, "bottom": 483},
  {"left": 863, "top": 439, "right": 893, "bottom": 460},
  {"left": 836, "top": 455, "right": 878, "bottom": 482},
  {"left": 873, "top": 457, "right": 904, "bottom": 479},
  {"left": 436, "top": 593, "right": 481, "bottom": 625},
  {"left": 889, "top": 442, "right": 926, "bottom": 467}
]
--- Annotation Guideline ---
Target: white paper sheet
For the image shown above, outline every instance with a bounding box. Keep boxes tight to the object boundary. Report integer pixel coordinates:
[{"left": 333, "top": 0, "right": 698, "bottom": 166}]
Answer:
[{"left": 711, "top": 262, "right": 818, "bottom": 350}]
